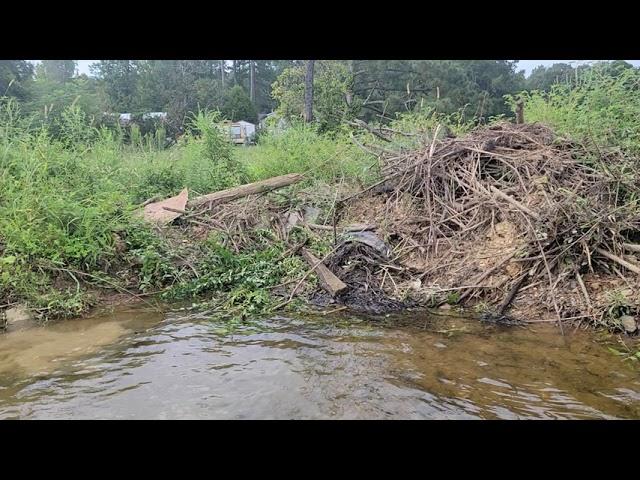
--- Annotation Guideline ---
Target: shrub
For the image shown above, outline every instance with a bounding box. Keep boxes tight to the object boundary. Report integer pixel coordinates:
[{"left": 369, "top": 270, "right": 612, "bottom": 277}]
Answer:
[
  {"left": 237, "top": 122, "right": 377, "bottom": 186},
  {"left": 508, "top": 66, "right": 640, "bottom": 155}
]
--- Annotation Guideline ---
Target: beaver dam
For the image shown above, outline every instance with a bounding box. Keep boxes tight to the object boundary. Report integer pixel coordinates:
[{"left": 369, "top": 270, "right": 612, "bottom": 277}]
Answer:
[
  {"left": 118, "top": 122, "right": 640, "bottom": 333},
  {"left": 332, "top": 122, "right": 640, "bottom": 331},
  {"left": 3, "top": 122, "right": 640, "bottom": 336}
]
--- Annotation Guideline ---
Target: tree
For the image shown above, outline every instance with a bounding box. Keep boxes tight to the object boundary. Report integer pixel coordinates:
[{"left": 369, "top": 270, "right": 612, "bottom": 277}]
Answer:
[
  {"left": 0, "top": 60, "right": 34, "bottom": 101},
  {"left": 22, "top": 74, "right": 103, "bottom": 138},
  {"left": 272, "top": 61, "right": 360, "bottom": 131},
  {"left": 352, "top": 60, "right": 525, "bottom": 122},
  {"left": 526, "top": 63, "right": 575, "bottom": 91},
  {"left": 250, "top": 60, "right": 256, "bottom": 104},
  {"left": 91, "top": 60, "right": 139, "bottom": 111},
  {"left": 252, "top": 60, "right": 298, "bottom": 114},
  {"left": 41, "top": 60, "right": 76, "bottom": 83},
  {"left": 303, "top": 60, "right": 315, "bottom": 123},
  {"left": 594, "top": 60, "right": 634, "bottom": 78},
  {"left": 134, "top": 60, "right": 225, "bottom": 127},
  {"left": 222, "top": 85, "right": 257, "bottom": 122},
  {"left": 217, "top": 60, "right": 298, "bottom": 115}
]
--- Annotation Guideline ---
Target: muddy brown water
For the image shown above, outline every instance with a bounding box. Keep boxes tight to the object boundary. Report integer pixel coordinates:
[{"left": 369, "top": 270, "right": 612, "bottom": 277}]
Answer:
[{"left": 0, "top": 306, "right": 638, "bottom": 419}]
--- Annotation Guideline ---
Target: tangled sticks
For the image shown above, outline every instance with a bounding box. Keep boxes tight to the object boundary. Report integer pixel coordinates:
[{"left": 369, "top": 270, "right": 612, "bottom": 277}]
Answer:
[{"left": 341, "top": 122, "right": 640, "bottom": 325}]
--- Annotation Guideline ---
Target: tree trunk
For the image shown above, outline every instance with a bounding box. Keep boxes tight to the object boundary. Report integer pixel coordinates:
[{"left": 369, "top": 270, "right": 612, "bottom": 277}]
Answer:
[
  {"left": 233, "top": 60, "right": 237, "bottom": 84},
  {"left": 304, "top": 60, "right": 315, "bottom": 123},
  {"left": 346, "top": 60, "right": 354, "bottom": 106},
  {"left": 188, "top": 173, "right": 304, "bottom": 208},
  {"left": 220, "top": 60, "right": 225, "bottom": 87},
  {"left": 250, "top": 60, "right": 256, "bottom": 104}
]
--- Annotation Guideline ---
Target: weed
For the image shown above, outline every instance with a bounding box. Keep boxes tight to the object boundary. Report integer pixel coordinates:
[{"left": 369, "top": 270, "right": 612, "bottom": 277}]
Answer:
[
  {"left": 508, "top": 66, "right": 640, "bottom": 156},
  {"left": 236, "top": 123, "right": 378, "bottom": 186}
]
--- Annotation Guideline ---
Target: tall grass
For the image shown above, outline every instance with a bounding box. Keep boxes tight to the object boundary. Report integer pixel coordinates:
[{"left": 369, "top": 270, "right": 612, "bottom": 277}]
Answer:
[
  {"left": 511, "top": 66, "right": 640, "bottom": 155},
  {"left": 236, "top": 123, "right": 378, "bottom": 186},
  {"left": 0, "top": 102, "right": 244, "bottom": 317},
  {"left": 0, "top": 101, "right": 380, "bottom": 318}
]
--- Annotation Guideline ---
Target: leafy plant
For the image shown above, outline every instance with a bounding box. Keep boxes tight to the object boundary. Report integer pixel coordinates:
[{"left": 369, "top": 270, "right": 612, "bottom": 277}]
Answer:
[
  {"left": 237, "top": 122, "right": 377, "bottom": 186},
  {"left": 509, "top": 65, "right": 640, "bottom": 156}
]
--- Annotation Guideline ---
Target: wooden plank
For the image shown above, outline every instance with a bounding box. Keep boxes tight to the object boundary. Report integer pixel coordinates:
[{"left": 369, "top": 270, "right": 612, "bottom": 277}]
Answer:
[
  {"left": 142, "top": 188, "right": 188, "bottom": 225},
  {"left": 300, "top": 248, "right": 348, "bottom": 297}
]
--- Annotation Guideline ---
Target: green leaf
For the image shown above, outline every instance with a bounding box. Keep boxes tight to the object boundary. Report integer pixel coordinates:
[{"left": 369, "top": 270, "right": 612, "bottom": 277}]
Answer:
[{"left": 0, "top": 256, "right": 16, "bottom": 265}]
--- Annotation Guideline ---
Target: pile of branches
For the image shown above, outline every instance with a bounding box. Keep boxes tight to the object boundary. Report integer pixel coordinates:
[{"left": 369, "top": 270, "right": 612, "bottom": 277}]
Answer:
[
  {"left": 344, "top": 122, "right": 640, "bottom": 325},
  {"left": 175, "top": 195, "right": 293, "bottom": 252}
]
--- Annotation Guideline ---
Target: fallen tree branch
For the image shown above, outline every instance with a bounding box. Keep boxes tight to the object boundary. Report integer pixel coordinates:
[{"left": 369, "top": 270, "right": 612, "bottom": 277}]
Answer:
[
  {"left": 304, "top": 223, "right": 334, "bottom": 231},
  {"left": 271, "top": 243, "right": 345, "bottom": 312},
  {"left": 489, "top": 186, "right": 541, "bottom": 221},
  {"left": 137, "top": 195, "right": 162, "bottom": 208},
  {"left": 162, "top": 206, "right": 187, "bottom": 214},
  {"left": 622, "top": 242, "right": 640, "bottom": 253},
  {"left": 497, "top": 273, "right": 527, "bottom": 315},
  {"left": 595, "top": 248, "right": 640, "bottom": 275},
  {"left": 188, "top": 173, "right": 304, "bottom": 208},
  {"left": 303, "top": 222, "right": 375, "bottom": 233},
  {"left": 575, "top": 271, "right": 593, "bottom": 310},
  {"left": 348, "top": 119, "right": 392, "bottom": 142}
]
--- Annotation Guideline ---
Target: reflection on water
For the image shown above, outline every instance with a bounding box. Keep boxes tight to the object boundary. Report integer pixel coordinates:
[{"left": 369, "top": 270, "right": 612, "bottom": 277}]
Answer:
[{"left": 0, "top": 306, "right": 638, "bottom": 419}]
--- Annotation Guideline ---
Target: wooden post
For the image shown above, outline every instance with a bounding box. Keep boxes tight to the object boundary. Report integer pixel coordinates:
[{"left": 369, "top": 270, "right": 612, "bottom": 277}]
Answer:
[{"left": 516, "top": 100, "right": 524, "bottom": 124}]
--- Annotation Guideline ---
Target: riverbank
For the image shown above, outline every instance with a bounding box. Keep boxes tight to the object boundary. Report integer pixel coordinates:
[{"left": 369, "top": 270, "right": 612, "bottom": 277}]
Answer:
[
  {"left": 0, "top": 106, "right": 374, "bottom": 324},
  {"left": 114, "top": 122, "right": 640, "bottom": 334},
  {"left": 1, "top": 101, "right": 640, "bottom": 335}
]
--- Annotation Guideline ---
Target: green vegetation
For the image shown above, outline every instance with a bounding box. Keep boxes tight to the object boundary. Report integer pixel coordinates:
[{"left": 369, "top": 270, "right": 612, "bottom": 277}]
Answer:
[
  {"left": 0, "top": 59, "right": 549, "bottom": 141},
  {"left": 164, "top": 239, "right": 307, "bottom": 319},
  {"left": 608, "top": 344, "right": 640, "bottom": 362},
  {"left": 512, "top": 64, "right": 640, "bottom": 156},
  {"left": 237, "top": 123, "right": 377, "bottom": 185},
  {"left": 2, "top": 59, "right": 640, "bottom": 332},
  {"left": 0, "top": 100, "right": 350, "bottom": 321},
  {"left": 272, "top": 61, "right": 360, "bottom": 131},
  {"left": 0, "top": 102, "right": 260, "bottom": 318}
]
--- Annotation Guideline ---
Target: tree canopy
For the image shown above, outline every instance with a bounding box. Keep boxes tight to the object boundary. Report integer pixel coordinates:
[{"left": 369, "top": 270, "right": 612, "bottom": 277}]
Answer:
[
  {"left": 3, "top": 59, "right": 637, "bottom": 139},
  {"left": 0, "top": 60, "right": 34, "bottom": 101}
]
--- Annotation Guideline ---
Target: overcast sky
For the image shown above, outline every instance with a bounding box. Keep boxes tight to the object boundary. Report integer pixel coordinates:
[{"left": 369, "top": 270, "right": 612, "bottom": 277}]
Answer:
[{"left": 37, "top": 60, "right": 640, "bottom": 78}]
